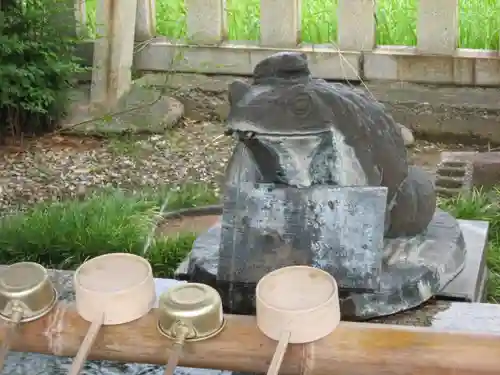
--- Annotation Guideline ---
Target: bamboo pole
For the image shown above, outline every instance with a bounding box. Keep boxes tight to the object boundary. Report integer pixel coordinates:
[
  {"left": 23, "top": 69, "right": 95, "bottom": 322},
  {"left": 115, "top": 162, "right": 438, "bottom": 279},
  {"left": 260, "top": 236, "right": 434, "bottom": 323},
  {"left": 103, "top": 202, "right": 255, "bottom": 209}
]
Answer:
[{"left": 2, "top": 302, "right": 500, "bottom": 375}]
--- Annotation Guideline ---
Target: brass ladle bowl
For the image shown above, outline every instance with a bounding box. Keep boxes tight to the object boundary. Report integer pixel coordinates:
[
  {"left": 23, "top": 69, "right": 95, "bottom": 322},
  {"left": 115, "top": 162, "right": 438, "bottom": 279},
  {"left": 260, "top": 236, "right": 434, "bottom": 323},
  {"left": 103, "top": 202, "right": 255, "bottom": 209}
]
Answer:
[
  {"left": 0, "top": 262, "right": 58, "bottom": 323},
  {"left": 157, "top": 283, "right": 226, "bottom": 375},
  {"left": 0, "top": 262, "right": 58, "bottom": 370}
]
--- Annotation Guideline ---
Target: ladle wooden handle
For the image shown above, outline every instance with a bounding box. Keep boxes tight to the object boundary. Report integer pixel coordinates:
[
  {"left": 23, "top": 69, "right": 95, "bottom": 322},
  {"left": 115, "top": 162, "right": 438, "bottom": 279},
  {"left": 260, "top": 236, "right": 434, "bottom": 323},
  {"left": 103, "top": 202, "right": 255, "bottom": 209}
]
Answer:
[
  {"left": 68, "top": 314, "right": 104, "bottom": 375},
  {"left": 266, "top": 331, "right": 291, "bottom": 375},
  {"left": 0, "top": 309, "right": 23, "bottom": 371},
  {"left": 163, "top": 342, "right": 184, "bottom": 375},
  {"left": 162, "top": 324, "right": 189, "bottom": 375}
]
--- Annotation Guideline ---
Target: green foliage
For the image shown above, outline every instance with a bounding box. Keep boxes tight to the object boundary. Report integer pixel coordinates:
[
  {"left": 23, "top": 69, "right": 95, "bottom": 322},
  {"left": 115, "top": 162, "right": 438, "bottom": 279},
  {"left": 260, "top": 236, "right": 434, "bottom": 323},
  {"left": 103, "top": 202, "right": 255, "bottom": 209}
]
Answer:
[
  {"left": 0, "top": 183, "right": 219, "bottom": 277},
  {"left": 439, "top": 189, "right": 500, "bottom": 303},
  {"left": 0, "top": 0, "right": 85, "bottom": 139},
  {"left": 111, "top": 0, "right": 499, "bottom": 49}
]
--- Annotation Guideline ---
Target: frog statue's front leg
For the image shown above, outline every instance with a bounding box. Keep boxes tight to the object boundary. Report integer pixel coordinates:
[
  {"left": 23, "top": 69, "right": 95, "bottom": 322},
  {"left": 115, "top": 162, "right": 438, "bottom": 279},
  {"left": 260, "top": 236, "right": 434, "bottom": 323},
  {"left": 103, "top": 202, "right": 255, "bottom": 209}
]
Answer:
[{"left": 385, "top": 166, "right": 437, "bottom": 238}]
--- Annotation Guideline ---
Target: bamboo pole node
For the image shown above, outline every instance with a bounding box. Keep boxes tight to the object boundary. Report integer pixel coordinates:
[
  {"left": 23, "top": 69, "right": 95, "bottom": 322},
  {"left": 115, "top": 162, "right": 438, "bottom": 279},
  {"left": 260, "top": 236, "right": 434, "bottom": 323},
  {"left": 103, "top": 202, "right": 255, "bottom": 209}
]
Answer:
[
  {"left": 69, "top": 253, "right": 156, "bottom": 375},
  {"left": 256, "top": 266, "right": 341, "bottom": 375}
]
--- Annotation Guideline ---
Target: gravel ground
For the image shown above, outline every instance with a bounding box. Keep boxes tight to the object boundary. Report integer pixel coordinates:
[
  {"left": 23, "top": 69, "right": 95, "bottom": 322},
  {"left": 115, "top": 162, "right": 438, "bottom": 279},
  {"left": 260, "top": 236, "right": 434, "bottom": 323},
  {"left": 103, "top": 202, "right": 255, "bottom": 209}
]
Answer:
[
  {"left": 0, "top": 86, "right": 484, "bottom": 213},
  {"left": 0, "top": 119, "right": 232, "bottom": 212},
  {"left": 0, "top": 128, "right": 475, "bottom": 213}
]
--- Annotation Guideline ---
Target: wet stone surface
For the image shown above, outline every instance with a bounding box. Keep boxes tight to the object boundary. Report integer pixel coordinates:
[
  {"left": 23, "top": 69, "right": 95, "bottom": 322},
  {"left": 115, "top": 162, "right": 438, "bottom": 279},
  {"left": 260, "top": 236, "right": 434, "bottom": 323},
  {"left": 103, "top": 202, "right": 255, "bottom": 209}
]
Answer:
[
  {"left": 187, "top": 208, "right": 467, "bottom": 320},
  {"left": 217, "top": 185, "right": 388, "bottom": 296}
]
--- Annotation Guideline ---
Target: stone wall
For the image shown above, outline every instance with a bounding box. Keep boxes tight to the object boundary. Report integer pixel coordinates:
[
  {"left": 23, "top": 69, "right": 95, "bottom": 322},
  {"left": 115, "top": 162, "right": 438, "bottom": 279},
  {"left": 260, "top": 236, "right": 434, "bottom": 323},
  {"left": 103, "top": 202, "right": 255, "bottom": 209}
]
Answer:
[{"left": 136, "top": 73, "right": 500, "bottom": 145}]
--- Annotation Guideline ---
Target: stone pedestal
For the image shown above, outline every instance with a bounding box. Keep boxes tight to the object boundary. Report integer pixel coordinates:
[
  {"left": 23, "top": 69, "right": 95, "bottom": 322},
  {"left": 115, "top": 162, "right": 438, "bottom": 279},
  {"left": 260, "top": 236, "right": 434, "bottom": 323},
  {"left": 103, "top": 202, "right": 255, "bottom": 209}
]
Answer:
[
  {"left": 438, "top": 220, "right": 489, "bottom": 302},
  {"left": 178, "top": 211, "right": 485, "bottom": 320}
]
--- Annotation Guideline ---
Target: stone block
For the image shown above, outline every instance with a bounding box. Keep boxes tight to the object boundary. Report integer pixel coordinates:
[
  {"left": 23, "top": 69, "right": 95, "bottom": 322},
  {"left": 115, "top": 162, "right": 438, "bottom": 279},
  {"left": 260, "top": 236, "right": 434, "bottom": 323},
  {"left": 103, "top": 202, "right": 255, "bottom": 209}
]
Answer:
[
  {"left": 217, "top": 185, "right": 388, "bottom": 293},
  {"left": 438, "top": 220, "right": 489, "bottom": 302},
  {"left": 432, "top": 303, "right": 500, "bottom": 334},
  {"left": 436, "top": 151, "right": 500, "bottom": 193},
  {"left": 434, "top": 159, "right": 473, "bottom": 197},
  {"left": 472, "top": 152, "right": 500, "bottom": 189}
]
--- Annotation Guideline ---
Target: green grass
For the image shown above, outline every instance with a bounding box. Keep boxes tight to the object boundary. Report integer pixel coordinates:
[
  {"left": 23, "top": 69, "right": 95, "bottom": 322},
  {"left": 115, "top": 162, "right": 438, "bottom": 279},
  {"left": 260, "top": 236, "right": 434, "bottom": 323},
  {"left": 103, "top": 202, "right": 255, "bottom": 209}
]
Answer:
[
  {"left": 0, "top": 183, "right": 218, "bottom": 277},
  {"left": 86, "top": 0, "right": 499, "bottom": 50},
  {"left": 439, "top": 189, "right": 500, "bottom": 303}
]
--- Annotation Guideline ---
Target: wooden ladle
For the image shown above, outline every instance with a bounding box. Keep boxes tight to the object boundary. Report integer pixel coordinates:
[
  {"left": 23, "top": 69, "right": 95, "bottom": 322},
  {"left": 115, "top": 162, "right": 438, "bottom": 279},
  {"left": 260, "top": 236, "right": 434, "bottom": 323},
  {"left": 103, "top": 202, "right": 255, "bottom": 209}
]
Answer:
[
  {"left": 0, "top": 262, "right": 58, "bottom": 370},
  {"left": 256, "top": 266, "right": 340, "bottom": 375},
  {"left": 69, "top": 253, "right": 156, "bottom": 375}
]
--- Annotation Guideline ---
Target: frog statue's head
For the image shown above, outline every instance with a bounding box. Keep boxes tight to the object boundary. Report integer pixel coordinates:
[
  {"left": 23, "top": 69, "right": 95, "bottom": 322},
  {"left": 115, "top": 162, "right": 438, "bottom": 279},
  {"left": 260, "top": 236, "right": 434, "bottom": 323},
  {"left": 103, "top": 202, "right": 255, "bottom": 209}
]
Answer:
[
  {"left": 223, "top": 51, "right": 436, "bottom": 238},
  {"left": 224, "top": 52, "right": 407, "bottom": 190},
  {"left": 226, "top": 52, "right": 336, "bottom": 136}
]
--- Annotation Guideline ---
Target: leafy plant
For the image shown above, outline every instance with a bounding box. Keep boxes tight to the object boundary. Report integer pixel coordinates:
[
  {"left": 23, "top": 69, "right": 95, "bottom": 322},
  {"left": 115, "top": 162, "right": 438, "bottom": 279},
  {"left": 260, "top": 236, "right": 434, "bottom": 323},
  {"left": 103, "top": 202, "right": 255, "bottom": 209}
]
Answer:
[
  {"left": 0, "top": 183, "right": 218, "bottom": 276},
  {"left": 122, "top": 0, "right": 499, "bottom": 49},
  {"left": 439, "top": 188, "right": 500, "bottom": 303},
  {"left": 0, "top": 0, "right": 85, "bottom": 139}
]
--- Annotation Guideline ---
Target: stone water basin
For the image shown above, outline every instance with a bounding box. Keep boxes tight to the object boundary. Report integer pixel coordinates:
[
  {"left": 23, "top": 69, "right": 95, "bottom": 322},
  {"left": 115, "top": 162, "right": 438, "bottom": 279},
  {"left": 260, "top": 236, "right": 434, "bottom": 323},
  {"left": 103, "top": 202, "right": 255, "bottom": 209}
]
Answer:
[
  {"left": 0, "top": 205, "right": 492, "bottom": 375},
  {"left": 4, "top": 268, "right": 500, "bottom": 375}
]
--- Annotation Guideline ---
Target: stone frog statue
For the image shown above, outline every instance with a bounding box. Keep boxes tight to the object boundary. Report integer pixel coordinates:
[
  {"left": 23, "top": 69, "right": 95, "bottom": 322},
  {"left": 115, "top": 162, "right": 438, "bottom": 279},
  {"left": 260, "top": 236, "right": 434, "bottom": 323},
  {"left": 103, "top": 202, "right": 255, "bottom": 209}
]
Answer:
[{"left": 224, "top": 52, "right": 436, "bottom": 238}]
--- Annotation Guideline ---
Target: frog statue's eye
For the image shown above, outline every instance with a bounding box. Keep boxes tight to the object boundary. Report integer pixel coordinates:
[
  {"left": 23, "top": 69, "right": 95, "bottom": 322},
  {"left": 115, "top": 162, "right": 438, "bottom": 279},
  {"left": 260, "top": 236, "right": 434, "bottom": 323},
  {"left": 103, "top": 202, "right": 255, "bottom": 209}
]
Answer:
[{"left": 287, "top": 91, "right": 313, "bottom": 118}]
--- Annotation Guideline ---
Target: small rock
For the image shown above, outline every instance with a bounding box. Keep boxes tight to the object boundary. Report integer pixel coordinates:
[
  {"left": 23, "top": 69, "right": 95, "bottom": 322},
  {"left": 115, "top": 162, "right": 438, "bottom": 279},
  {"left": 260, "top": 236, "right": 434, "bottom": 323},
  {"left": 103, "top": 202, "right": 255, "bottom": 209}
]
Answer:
[
  {"left": 214, "top": 102, "right": 230, "bottom": 121},
  {"left": 398, "top": 123, "right": 415, "bottom": 146},
  {"left": 182, "top": 98, "right": 208, "bottom": 122},
  {"left": 63, "top": 85, "right": 185, "bottom": 135},
  {"left": 156, "top": 96, "right": 184, "bottom": 129}
]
